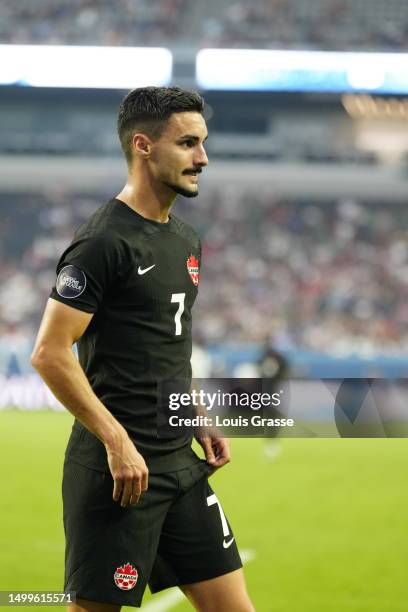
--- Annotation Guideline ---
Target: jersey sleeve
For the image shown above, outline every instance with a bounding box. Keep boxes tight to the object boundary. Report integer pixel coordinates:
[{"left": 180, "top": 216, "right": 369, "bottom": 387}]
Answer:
[{"left": 49, "top": 232, "right": 124, "bottom": 313}]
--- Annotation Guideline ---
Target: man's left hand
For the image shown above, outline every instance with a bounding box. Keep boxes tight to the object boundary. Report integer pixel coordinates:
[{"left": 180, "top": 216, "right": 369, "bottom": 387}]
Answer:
[{"left": 196, "top": 431, "right": 231, "bottom": 474}]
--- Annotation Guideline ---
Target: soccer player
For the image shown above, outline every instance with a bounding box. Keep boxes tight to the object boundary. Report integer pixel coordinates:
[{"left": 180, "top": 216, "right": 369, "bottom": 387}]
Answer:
[{"left": 31, "top": 87, "right": 254, "bottom": 612}]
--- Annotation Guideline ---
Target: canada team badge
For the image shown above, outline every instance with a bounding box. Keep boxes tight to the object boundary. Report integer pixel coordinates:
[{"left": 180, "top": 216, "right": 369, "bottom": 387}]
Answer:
[
  {"left": 187, "top": 254, "right": 200, "bottom": 286},
  {"left": 114, "top": 562, "right": 138, "bottom": 591}
]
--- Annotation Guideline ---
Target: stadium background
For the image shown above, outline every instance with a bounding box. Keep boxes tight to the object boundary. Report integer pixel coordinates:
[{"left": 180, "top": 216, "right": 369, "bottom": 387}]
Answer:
[{"left": 1, "top": 1, "right": 408, "bottom": 610}]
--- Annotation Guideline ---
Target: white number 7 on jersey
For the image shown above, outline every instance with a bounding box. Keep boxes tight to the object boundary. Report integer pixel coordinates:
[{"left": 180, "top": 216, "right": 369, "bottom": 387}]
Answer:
[{"left": 171, "top": 293, "right": 185, "bottom": 336}]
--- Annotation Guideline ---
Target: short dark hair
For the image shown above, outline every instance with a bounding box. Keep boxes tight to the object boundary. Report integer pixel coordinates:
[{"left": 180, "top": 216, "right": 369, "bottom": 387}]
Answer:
[{"left": 117, "top": 86, "right": 205, "bottom": 164}]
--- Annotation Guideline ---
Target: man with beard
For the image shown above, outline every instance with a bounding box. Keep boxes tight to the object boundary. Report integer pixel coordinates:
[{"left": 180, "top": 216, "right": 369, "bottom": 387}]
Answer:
[{"left": 31, "top": 87, "right": 254, "bottom": 612}]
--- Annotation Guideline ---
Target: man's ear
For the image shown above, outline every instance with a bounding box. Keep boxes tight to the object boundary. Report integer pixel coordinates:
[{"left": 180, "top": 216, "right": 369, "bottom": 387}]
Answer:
[{"left": 132, "top": 133, "right": 152, "bottom": 158}]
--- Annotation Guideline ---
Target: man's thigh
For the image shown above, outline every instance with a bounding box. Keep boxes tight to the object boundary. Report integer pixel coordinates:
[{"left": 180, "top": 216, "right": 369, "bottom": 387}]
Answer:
[
  {"left": 63, "top": 460, "right": 176, "bottom": 608},
  {"left": 149, "top": 473, "right": 243, "bottom": 594},
  {"left": 181, "top": 568, "right": 254, "bottom": 612},
  {"left": 68, "top": 598, "right": 121, "bottom": 612}
]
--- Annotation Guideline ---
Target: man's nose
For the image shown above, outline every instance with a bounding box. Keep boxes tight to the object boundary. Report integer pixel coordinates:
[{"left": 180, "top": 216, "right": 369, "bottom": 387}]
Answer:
[{"left": 195, "top": 145, "right": 209, "bottom": 167}]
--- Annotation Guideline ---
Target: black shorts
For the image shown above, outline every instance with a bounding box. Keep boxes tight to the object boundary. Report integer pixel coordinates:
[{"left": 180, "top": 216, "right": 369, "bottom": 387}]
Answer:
[{"left": 62, "top": 459, "right": 242, "bottom": 608}]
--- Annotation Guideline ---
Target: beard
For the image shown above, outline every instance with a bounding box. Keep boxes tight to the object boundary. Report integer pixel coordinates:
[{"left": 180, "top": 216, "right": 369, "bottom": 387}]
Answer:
[{"left": 164, "top": 180, "right": 199, "bottom": 198}]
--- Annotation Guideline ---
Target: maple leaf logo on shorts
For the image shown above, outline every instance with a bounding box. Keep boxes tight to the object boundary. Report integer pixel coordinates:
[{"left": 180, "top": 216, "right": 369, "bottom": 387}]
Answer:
[{"left": 114, "top": 562, "right": 139, "bottom": 590}]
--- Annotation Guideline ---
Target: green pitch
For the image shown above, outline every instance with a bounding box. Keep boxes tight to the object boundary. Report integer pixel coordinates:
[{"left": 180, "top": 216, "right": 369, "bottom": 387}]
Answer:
[{"left": 1, "top": 410, "right": 408, "bottom": 612}]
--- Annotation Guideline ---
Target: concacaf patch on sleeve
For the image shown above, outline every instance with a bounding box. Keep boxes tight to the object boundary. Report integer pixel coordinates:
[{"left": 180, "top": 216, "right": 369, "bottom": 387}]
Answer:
[{"left": 56, "top": 265, "right": 87, "bottom": 299}]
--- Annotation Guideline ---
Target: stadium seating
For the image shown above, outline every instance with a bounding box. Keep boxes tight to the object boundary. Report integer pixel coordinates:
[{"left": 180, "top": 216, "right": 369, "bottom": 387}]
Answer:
[
  {"left": 1, "top": 0, "right": 408, "bottom": 50},
  {"left": 200, "top": 0, "right": 408, "bottom": 51},
  {"left": 0, "top": 0, "right": 189, "bottom": 46},
  {"left": 1, "top": 190, "right": 406, "bottom": 357}
]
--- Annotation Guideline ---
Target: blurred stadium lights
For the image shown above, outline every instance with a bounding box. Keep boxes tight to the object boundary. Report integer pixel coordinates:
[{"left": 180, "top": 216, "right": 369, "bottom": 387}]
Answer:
[
  {"left": 196, "top": 48, "right": 408, "bottom": 94},
  {"left": 0, "top": 44, "right": 172, "bottom": 89},
  {"left": 342, "top": 94, "right": 408, "bottom": 119},
  {"left": 341, "top": 94, "right": 408, "bottom": 163}
]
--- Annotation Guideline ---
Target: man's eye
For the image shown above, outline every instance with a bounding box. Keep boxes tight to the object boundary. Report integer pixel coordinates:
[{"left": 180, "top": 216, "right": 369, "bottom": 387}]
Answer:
[{"left": 182, "top": 140, "right": 194, "bottom": 147}]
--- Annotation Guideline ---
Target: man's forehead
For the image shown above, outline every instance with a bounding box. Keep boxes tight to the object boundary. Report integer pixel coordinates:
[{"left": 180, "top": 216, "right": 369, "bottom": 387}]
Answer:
[{"left": 165, "top": 112, "right": 207, "bottom": 138}]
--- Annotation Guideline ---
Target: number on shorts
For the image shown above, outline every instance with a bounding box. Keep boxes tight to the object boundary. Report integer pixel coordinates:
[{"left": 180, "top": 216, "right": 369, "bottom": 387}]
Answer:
[{"left": 207, "top": 493, "right": 230, "bottom": 538}]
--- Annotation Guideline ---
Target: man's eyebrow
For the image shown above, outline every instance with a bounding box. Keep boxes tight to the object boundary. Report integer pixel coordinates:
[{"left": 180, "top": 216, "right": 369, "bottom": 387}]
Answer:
[{"left": 177, "top": 134, "right": 209, "bottom": 142}]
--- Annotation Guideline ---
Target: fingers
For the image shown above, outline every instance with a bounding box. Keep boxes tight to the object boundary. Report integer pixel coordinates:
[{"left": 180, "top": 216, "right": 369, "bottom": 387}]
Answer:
[
  {"left": 112, "top": 466, "right": 149, "bottom": 507},
  {"left": 201, "top": 437, "right": 217, "bottom": 466},
  {"left": 129, "top": 477, "right": 142, "bottom": 506},
  {"left": 120, "top": 478, "right": 134, "bottom": 507},
  {"left": 208, "top": 438, "right": 231, "bottom": 472},
  {"left": 214, "top": 456, "right": 229, "bottom": 468},
  {"left": 113, "top": 477, "right": 123, "bottom": 503},
  {"left": 215, "top": 438, "right": 231, "bottom": 466},
  {"left": 107, "top": 438, "right": 149, "bottom": 507},
  {"left": 141, "top": 468, "right": 149, "bottom": 493},
  {"left": 200, "top": 435, "right": 232, "bottom": 470}
]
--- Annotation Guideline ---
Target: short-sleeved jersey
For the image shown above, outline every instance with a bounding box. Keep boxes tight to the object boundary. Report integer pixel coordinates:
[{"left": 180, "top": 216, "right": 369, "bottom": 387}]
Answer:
[{"left": 50, "top": 198, "right": 202, "bottom": 473}]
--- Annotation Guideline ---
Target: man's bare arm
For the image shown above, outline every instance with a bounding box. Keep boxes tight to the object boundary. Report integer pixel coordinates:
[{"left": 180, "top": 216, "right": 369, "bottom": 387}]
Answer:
[{"left": 31, "top": 298, "right": 148, "bottom": 506}]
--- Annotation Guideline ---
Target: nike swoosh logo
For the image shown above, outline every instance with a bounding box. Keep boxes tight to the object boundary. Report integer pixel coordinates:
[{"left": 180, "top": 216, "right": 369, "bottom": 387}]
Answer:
[
  {"left": 223, "top": 537, "right": 235, "bottom": 549},
  {"left": 138, "top": 264, "right": 156, "bottom": 275}
]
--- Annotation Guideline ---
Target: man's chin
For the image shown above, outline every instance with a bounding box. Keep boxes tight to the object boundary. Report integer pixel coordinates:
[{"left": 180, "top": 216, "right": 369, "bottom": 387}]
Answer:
[
  {"left": 165, "top": 182, "right": 199, "bottom": 199},
  {"left": 178, "top": 188, "right": 199, "bottom": 199}
]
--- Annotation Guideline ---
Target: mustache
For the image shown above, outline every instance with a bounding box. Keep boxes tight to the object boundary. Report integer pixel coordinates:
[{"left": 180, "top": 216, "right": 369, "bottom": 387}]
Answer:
[{"left": 183, "top": 168, "right": 203, "bottom": 175}]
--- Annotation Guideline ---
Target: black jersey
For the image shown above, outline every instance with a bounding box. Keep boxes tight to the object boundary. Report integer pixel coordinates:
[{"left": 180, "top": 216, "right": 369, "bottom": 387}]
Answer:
[{"left": 50, "top": 198, "right": 202, "bottom": 473}]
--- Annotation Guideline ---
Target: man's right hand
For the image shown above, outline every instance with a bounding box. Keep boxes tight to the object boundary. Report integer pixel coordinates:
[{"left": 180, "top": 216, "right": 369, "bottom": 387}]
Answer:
[{"left": 106, "top": 436, "right": 149, "bottom": 507}]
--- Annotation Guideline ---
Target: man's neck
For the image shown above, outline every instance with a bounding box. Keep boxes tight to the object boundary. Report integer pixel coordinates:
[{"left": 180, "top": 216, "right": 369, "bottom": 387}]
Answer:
[{"left": 116, "top": 179, "right": 176, "bottom": 224}]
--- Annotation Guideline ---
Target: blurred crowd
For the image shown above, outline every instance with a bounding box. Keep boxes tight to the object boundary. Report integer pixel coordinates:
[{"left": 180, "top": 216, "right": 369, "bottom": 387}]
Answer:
[
  {"left": 1, "top": 0, "right": 408, "bottom": 51},
  {"left": 1, "top": 189, "right": 407, "bottom": 357},
  {"left": 201, "top": 0, "right": 408, "bottom": 51},
  {"left": 0, "top": 0, "right": 188, "bottom": 46}
]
